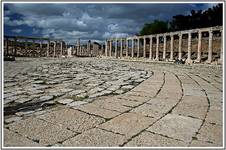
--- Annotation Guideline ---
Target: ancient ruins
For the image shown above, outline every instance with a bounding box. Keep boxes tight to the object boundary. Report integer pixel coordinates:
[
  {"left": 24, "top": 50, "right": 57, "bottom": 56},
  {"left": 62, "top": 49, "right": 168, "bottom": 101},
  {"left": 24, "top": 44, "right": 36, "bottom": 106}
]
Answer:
[
  {"left": 3, "top": 25, "right": 223, "bottom": 147},
  {"left": 4, "top": 26, "right": 223, "bottom": 64}
]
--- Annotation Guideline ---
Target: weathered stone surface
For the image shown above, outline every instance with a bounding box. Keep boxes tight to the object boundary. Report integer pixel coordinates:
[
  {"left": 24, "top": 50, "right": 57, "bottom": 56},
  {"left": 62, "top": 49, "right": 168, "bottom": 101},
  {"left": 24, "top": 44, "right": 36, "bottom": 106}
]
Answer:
[
  {"left": 38, "top": 108, "right": 105, "bottom": 133},
  {"left": 172, "top": 102, "right": 208, "bottom": 119},
  {"left": 119, "top": 94, "right": 150, "bottom": 103},
  {"left": 57, "top": 99, "right": 74, "bottom": 105},
  {"left": 189, "top": 140, "right": 220, "bottom": 147},
  {"left": 92, "top": 99, "right": 132, "bottom": 113},
  {"left": 4, "top": 128, "right": 41, "bottom": 147},
  {"left": 15, "top": 110, "right": 35, "bottom": 116},
  {"left": 75, "top": 103, "right": 120, "bottom": 119},
  {"left": 131, "top": 103, "right": 171, "bottom": 119},
  {"left": 124, "top": 131, "right": 187, "bottom": 147},
  {"left": 147, "top": 114, "right": 202, "bottom": 142},
  {"left": 99, "top": 112, "right": 155, "bottom": 138},
  {"left": 196, "top": 122, "right": 222, "bottom": 146},
  {"left": 39, "top": 95, "right": 54, "bottom": 101},
  {"left": 67, "top": 101, "right": 88, "bottom": 107},
  {"left": 62, "top": 128, "right": 126, "bottom": 147},
  {"left": 5, "top": 116, "right": 22, "bottom": 124},
  {"left": 7, "top": 117, "right": 76, "bottom": 145},
  {"left": 205, "top": 110, "right": 222, "bottom": 125}
]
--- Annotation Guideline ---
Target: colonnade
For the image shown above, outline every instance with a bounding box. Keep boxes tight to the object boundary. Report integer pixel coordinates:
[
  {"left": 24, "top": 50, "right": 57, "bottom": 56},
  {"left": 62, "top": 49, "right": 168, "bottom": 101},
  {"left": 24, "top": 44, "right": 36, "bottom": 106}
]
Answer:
[
  {"left": 105, "top": 26, "right": 223, "bottom": 64},
  {"left": 4, "top": 36, "right": 65, "bottom": 57}
]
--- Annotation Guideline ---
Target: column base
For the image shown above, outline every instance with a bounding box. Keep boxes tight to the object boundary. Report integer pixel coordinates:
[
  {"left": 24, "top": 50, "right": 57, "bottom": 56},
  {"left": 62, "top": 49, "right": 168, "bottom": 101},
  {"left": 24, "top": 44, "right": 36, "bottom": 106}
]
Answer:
[
  {"left": 217, "top": 59, "right": 223, "bottom": 64},
  {"left": 205, "top": 60, "right": 212, "bottom": 64},
  {"left": 194, "top": 59, "right": 201, "bottom": 63},
  {"left": 169, "top": 59, "right": 174, "bottom": 62},
  {"left": 185, "top": 59, "right": 193, "bottom": 64}
]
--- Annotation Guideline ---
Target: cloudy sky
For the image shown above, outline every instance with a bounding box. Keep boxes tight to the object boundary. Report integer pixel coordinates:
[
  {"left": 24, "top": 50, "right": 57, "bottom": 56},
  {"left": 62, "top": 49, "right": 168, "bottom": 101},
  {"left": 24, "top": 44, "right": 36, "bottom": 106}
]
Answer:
[{"left": 4, "top": 3, "right": 219, "bottom": 44}]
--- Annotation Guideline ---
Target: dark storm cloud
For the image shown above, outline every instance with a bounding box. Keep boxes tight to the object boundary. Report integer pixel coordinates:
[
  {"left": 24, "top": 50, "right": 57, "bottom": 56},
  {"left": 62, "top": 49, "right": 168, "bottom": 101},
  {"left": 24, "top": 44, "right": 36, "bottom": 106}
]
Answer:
[{"left": 4, "top": 3, "right": 219, "bottom": 44}]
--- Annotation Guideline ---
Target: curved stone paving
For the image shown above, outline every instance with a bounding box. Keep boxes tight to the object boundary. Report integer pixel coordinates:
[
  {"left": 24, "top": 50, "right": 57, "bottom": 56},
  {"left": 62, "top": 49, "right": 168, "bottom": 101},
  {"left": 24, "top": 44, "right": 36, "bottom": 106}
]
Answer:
[{"left": 4, "top": 58, "right": 222, "bottom": 147}]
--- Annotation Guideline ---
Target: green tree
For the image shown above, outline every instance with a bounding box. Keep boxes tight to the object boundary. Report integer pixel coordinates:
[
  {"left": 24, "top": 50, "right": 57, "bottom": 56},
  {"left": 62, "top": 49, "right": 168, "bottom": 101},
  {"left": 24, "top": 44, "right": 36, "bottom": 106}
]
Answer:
[{"left": 139, "top": 20, "right": 169, "bottom": 36}]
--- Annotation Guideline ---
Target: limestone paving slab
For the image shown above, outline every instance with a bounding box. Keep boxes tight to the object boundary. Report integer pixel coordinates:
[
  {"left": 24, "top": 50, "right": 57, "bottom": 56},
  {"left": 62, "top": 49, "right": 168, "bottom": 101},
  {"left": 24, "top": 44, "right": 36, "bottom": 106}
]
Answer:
[
  {"left": 205, "top": 110, "right": 223, "bottom": 125},
  {"left": 189, "top": 140, "right": 220, "bottom": 147},
  {"left": 119, "top": 94, "right": 150, "bottom": 103},
  {"left": 62, "top": 128, "right": 127, "bottom": 147},
  {"left": 7, "top": 118, "right": 76, "bottom": 146},
  {"left": 147, "top": 114, "right": 202, "bottom": 142},
  {"left": 75, "top": 103, "right": 121, "bottom": 119},
  {"left": 196, "top": 122, "right": 222, "bottom": 146},
  {"left": 172, "top": 101, "right": 208, "bottom": 119},
  {"left": 4, "top": 128, "right": 41, "bottom": 147},
  {"left": 131, "top": 103, "right": 172, "bottom": 119},
  {"left": 92, "top": 99, "right": 132, "bottom": 113},
  {"left": 38, "top": 108, "right": 105, "bottom": 133},
  {"left": 99, "top": 112, "right": 155, "bottom": 138},
  {"left": 124, "top": 131, "right": 187, "bottom": 147}
]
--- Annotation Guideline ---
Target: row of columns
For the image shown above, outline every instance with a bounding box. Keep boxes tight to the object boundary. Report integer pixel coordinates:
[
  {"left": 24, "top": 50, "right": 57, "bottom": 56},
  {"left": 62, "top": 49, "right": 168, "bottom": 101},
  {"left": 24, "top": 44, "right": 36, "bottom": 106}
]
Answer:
[
  {"left": 4, "top": 36, "right": 65, "bottom": 57},
  {"left": 105, "top": 26, "right": 223, "bottom": 64}
]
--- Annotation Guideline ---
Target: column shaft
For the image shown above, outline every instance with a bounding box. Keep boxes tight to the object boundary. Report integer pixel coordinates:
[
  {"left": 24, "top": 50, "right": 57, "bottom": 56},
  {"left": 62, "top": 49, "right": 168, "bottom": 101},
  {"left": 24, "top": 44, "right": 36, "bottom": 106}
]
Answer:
[
  {"left": 197, "top": 31, "right": 202, "bottom": 61},
  {"left": 126, "top": 39, "right": 128, "bottom": 57},
  {"left": 105, "top": 40, "right": 108, "bottom": 56},
  {"left": 207, "top": 30, "right": 213, "bottom": 62},
  {"left": 132, "top": 39, "right": 134, "bottom": 57},
  {"left": 149, "top": 36, "right": 152, "bottom": 59},
  {"left": 187, "top": 32, "right": 192, "bottom": 61},
  {"left": 143, "top": 37, "right": 146, "bottom": 58},
  {"left": 163, "top": 35, "right": 166, "bottom": 60},
  {"left": 137, "top": 38, "right": 140, "bottom": 57},
  {"left": 110, "top": 40, "right": 112, "bottom": 57},
  {"left": 60, "top": 41, "right": 63, "bottom": 56},
  {"left": 120, "top": 39, "right": 123, "bottom": 58},
  {"left": 47, "top": 41, "right": 50, "bottom": 57},
  {"left": 170, "top": 34, "right": 174, "bottom": 60},
  {"left": 53, "top": 41, "right": 56, "bottom": 57},
  {"left": 178, "top": 34, "right": 182, "bottom": 60},
  {"left": 156, "top": 36, "right": 159, "bottom": 60},
  {"left": 115, "top": 40, "right": 117, "bottom": 58},
  {"left": 220, "top": 30, "right": 223, "bottom": 61}
]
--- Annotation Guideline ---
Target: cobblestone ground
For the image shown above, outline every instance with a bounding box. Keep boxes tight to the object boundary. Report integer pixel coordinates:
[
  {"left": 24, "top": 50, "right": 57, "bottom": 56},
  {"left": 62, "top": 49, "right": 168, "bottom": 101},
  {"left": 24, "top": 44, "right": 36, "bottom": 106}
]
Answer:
[{"left": 3, "top": 57, "right": 223, "bottom": 147}]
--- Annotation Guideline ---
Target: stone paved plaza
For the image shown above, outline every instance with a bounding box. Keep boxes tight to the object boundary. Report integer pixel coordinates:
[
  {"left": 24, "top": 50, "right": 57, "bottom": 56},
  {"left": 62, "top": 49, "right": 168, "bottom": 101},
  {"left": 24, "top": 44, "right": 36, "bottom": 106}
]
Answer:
[{"left": 3, "top": 57, "right": 223, "bottom": 147}]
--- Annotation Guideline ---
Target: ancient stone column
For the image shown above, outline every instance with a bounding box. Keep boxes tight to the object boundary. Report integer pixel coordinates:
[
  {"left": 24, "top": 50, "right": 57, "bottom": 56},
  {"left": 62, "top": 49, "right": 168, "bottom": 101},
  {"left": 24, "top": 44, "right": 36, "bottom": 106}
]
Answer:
[
  {"left": 132, "top": 39, "right": 134, "bottom": 57},
  {"left": 155, "top": 35, "right": 159, "bottom": 61},
  {"left": 137, "top": 38, "right": 140, "bottom": 57},
  {"left": 126, "top": 39, "right": 128, "bottom": 57},
  {"left": 6, "top": 38, "right": 9, "bottom": 55},
  {"left": 143, "top": 37, "right": 146, "bottom": 58},
  {"left": 178, "top": 33, "right": 182, "bottom": 60},
  {"left": 170, "top": 34, "right": 174, "bottom": 61},
  {"left": 120, "top": 38, "right": 123, "bottom": 58},
  {"left": 47, "top": 41, "right": 50, "bottom": 57},
  {"left": 14, "top": 38, "right": 17, "bottom": 57},
  {"left": 115, "top": 39, "right": 117, "bottom": 58},
  {"left": 207, "top": 29, "right": 213, "bottom": 63},
  {"left": 149, "top": 36, "right": 153, "bottom": 59},
  {"left": 219, "top": 29, "right": 223, "bottom": 63},
  {"left": 109, "top": 40, "right": 112, "bottom": 57},
  {"left": 195, "top": 31, "right": 202, "bottom": 62},
  {"left": 40, "top": 40, "right": 42, "bottom": 49},
  {"left": 53, "top": 41, "right": 56, "bottom": 57},
  {"left": 105, "top": 40, "right": 108, "bottom": 56},
  {"left": 186, "top": 31, "right": 192, "bottom": 63},
  {"left": 60, "top": 41, "right": 63, "bottom": 57},
  {"left": 163, "top": 34, "right": 166, "bottom": 60}
]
